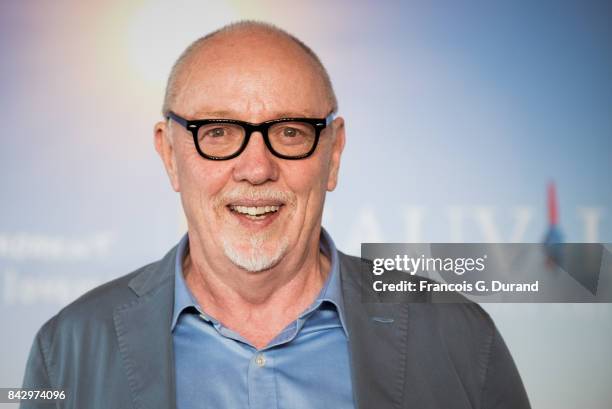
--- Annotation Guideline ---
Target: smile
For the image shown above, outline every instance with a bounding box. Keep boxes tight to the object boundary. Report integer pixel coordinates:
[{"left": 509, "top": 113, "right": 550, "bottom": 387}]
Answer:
[{"left": 228, "top": 204, "right": 281, "bottom": 220}]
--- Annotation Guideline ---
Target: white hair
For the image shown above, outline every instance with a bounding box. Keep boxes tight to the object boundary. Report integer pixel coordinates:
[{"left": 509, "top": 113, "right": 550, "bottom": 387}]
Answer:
[{"left": 222, "top": 235, "right": 289, "bottom": 272}]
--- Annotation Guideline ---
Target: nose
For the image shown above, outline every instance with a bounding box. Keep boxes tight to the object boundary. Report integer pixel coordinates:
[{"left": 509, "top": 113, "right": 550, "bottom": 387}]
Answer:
[{"left": 232, "top": 131, "right": 279, "bottom": 185}]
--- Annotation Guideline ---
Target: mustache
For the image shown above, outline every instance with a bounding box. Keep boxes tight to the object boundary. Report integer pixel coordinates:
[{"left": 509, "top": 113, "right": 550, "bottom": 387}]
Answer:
[{"left": 214, "top": 186, "right": 296, "bottom": 206}]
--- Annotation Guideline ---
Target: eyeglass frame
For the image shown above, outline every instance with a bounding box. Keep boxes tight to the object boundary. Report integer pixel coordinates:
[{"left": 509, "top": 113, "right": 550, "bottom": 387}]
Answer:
[{"left": 166, "top": 110, "right": 335, "bottom": 160}]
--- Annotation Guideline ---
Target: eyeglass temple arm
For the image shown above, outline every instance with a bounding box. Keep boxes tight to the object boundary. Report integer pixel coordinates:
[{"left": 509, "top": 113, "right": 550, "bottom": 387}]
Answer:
[{"left": 166, "top": 111, "right": 188, "bottom": 128}]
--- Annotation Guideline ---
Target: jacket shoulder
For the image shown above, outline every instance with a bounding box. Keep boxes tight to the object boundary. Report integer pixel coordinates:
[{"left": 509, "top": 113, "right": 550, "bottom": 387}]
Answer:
[{"left": 37, "top": 255, "right": 169, "bottom": 345}]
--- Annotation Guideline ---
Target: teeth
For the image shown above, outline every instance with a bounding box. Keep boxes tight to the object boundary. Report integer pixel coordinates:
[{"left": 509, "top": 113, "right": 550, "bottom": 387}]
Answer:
[{"left": 230, "top": 205, "right": 280, "bottom": 216}]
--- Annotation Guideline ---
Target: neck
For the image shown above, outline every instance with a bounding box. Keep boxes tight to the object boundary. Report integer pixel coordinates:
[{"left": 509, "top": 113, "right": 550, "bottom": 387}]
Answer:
[{"left": 183, "top": 233, "right": 331, "bottom": 349}]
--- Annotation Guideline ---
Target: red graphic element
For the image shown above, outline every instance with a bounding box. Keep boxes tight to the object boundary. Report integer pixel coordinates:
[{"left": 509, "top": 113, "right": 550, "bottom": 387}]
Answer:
[{"left": 548, "top": 182, "right": 558, "bottom": 226}]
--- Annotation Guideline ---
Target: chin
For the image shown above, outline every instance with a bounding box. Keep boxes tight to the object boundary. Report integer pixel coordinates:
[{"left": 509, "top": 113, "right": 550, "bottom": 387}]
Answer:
[{"left": 221, "top": 234, "right": 290, "bottom": 272}]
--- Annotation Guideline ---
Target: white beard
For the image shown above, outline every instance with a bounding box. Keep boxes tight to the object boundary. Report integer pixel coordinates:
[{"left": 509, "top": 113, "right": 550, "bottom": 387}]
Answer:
[{"left": 222, "top": 234, "right": 289, "bottom": 272}]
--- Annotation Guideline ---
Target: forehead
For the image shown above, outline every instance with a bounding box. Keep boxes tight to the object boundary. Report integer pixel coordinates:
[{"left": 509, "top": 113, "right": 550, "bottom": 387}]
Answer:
[{"left": 173, "top": 32, "right": 329, "bottom": 120}]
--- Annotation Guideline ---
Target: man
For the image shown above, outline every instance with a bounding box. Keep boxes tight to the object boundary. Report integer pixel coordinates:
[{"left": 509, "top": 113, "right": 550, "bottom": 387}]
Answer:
[{"left": 22, "top": 21, "right": 530, "bottom": 409}]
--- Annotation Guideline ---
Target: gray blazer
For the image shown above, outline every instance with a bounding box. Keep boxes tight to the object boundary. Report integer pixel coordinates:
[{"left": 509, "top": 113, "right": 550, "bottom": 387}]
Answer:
[{"left": 22, "top": 245, "right": 530, "bottom": 409}]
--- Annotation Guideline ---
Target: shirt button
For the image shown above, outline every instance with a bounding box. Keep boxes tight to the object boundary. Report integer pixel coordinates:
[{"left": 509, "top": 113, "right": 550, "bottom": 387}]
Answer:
[{"left": 255, "top": 353, "right": 266, "bottom": 367}]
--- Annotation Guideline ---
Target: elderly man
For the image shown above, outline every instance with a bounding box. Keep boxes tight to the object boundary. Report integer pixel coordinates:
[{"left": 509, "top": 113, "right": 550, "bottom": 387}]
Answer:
[{"left": 22, "top": 21, "right": 530, "bottom": 409}]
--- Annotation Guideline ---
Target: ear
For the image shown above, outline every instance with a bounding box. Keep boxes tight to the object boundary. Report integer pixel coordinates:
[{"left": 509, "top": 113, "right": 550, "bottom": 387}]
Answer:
[
  {"left": 154, "top": 120, "right": 181, "bottom": 192},
  {"left": 326, "top": 117, "right": 346, "bottom": 192}
]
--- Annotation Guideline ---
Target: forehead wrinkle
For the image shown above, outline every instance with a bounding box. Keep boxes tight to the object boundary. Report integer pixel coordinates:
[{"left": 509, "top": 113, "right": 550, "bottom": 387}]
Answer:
[{"left": 244, "top": 96, "right": 269, "bottom": 118}]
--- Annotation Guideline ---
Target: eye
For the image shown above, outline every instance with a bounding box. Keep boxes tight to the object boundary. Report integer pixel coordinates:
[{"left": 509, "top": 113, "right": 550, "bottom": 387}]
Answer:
[
  {"left": 207, "top": 127, "right": 226, "bottom": 138},
  {"left": 282, "top": 127, "right": 299, "bottom": 137}
]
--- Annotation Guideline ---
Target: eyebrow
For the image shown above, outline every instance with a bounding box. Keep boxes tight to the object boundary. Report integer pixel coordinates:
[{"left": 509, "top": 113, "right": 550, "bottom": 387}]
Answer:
[{"left": 191, "top": 110, "right": 322, "bottom": 120}]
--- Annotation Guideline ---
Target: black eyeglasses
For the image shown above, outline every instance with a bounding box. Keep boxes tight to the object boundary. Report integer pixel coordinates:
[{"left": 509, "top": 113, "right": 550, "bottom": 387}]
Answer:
[{"left": 166, "top": 111, "right": 335, "bottom": 160}]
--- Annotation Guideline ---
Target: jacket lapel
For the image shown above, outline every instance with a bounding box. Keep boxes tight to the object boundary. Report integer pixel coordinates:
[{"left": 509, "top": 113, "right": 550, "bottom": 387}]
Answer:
[
  {"left": 113, "top": 246, "right": 178, "bottom": 409},
  {"left": 339, "top": 251, "right": 420, "bottom": 409}
]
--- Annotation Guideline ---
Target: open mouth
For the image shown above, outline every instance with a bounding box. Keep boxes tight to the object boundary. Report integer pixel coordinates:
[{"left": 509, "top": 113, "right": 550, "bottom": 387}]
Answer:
[{"left": 228, "top": 204, "right": 282, "bottom": 221}]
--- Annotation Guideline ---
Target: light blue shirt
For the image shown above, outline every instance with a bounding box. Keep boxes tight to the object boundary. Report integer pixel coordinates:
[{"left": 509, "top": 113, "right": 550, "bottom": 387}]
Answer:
[{"left": 171, "top": 229, "right": 355, "bottom": 409}]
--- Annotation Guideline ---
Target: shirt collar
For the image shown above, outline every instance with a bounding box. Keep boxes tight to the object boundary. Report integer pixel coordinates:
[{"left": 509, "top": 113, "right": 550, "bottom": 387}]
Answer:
[
  {"left": 171, "top": 233, "right": 196, "bottom": 330},
  {"left": 171, "top": 228, "right": 348, "bottom": 337},
  {"left": 316, "top": 228, "right": 349, "bottom": 337}
]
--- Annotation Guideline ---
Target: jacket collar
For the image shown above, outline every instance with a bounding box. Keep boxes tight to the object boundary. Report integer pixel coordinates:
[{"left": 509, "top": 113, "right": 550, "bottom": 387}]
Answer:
[{"left": 127, "top": 244, "right": 177, "bottom": 297}]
